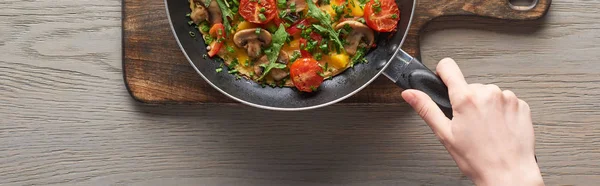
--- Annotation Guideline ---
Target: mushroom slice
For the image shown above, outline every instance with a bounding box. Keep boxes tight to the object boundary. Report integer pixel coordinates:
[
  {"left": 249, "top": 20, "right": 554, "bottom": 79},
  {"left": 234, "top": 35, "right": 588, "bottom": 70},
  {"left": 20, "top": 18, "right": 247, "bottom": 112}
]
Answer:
[
  {"left": 233, "top": 28, "right": 273, "bottom": 59},
  {"left": 190, "top": 3, "right": 209, "bottom": 24},
  {"left": 254, "top": 51, "right": 290, "bottom": 81},
  {"left": 286, "top": 0, "right": 318, "bottom": 13},
  {"left": 207, "top": 0, "right": 223, "bottom": 24},
  {"left": 335, "top": 20, "right": 375, "bottom": 55},
  {"left": 191, "top": 0, "right": 222, "bottom": 24}
]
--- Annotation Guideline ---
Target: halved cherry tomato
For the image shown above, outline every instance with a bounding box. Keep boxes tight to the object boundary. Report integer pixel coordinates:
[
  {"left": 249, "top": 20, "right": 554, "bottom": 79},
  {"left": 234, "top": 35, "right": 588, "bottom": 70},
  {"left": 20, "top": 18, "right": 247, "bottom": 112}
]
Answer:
[
  {"left": 363, "top": 0, "right": 400, "bottom": 32},
  {"left": 207, "top": 23, "right": 225, "bottom": 57},
  {"left": 239, "top": 0, "right": 277, "bottom": 24},
  {"left": 290, "top": 57, "right": 324, "bottom": 92},
  {"left": 286, "top": 19, "right": 310, "bottom": 35}
]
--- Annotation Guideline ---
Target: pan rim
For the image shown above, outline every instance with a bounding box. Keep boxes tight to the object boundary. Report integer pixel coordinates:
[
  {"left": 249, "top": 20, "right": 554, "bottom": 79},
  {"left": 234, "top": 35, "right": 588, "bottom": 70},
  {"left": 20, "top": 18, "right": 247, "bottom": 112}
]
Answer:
[{"left": 164, "top": 0, "right": 416, "bottom": 111}]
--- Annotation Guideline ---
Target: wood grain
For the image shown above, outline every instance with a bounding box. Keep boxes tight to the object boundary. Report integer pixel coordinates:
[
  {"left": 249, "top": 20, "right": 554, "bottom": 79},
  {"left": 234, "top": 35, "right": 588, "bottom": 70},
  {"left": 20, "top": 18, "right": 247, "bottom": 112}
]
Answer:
[
  {"left": 1, "top": 0, "right": 599, "bottom": 185},
  {"left": 123, "top": 0, "right": 550, "bottom": 103}
]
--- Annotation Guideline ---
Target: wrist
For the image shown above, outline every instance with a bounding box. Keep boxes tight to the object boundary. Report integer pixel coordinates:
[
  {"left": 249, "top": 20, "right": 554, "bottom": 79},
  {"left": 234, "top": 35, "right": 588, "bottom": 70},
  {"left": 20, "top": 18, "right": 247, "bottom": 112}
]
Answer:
[{"left": 474, "top": 161, "right": 544, "bottom": 186}]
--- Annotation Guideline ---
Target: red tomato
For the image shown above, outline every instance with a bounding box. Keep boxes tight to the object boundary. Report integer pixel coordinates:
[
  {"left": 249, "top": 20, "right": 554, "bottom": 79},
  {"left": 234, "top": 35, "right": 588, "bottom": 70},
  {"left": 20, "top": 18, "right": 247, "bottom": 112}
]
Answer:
[
  {"left": 208, "top": 23, "right": 225, "bottom": 57},
  {"left": 363, "top": 0, "right": 400, "bottom": 32},
  {"left": 286, "top": 19, "right": 310, "bottom": 35},
  {"left": 290, "top": 58, "right": 324, "bottom": 92},
  {"left": 239, "top": 0, "right": 277, "bottom": 24}
]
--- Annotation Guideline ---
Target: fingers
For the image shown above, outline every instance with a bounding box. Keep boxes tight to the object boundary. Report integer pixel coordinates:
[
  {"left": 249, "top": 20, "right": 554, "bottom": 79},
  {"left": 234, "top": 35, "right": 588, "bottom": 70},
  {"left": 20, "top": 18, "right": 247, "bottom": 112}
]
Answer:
[
  {"left": 402, "top": 89, "right": 452, "bottom": 139},
  {"left": 436, "top": 58, "right": 468, "bottom": 95},
  {"left": 502, "top": 90, "right": 519, "bottom": 108}
]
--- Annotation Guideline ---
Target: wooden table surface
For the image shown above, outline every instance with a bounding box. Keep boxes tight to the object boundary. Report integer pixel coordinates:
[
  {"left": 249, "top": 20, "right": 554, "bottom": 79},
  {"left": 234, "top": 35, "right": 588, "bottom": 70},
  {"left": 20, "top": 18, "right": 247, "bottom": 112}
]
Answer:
[{"left": 1, "top": 0, "right": 599, "bottom": 185}]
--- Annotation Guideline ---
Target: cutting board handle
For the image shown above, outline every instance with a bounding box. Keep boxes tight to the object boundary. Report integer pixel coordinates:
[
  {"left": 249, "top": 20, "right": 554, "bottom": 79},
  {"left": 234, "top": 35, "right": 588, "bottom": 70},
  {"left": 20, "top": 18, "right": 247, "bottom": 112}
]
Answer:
[{"left": 402, "top": 0, "right": 552, "bottom": 58}]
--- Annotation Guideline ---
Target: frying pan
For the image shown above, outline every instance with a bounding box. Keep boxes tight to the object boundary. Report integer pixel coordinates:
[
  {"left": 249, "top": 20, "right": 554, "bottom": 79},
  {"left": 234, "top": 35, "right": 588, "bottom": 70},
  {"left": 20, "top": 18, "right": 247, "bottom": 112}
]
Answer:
[{"left": 165, "top": 0, "right": 451, "bottom": 116}]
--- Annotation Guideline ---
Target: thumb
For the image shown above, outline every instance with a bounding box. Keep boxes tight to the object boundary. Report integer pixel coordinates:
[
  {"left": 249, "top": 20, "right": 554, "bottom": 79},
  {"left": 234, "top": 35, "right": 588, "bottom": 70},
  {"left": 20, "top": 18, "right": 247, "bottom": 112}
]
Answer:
[{"left": 402, "top": 89, "right": 451, "bottom": 138}]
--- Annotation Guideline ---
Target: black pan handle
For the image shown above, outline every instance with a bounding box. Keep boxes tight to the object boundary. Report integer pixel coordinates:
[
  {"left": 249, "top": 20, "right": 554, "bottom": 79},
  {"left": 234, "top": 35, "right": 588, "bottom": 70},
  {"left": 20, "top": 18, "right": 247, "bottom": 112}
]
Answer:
[{"left": 383, "top": 50, "right": 453, "bottom": 118}]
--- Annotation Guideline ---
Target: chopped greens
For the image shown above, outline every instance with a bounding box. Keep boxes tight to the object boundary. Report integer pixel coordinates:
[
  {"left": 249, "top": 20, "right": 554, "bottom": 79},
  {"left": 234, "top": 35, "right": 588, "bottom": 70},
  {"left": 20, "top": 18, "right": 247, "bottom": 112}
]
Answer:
[
  {"left": 200, "top": 22, "right": 211, "bottom": 32},
  {"left": 350, "top": 47, "right": 368, "bottom": 67},
  {"left": 258, "top": 25, "right": 289, "bottom": 80},
  {"left": 306, "top": 0, "right": 344, "bottom": 53},
  {"left": 290, "top": 50, "right": 301, "bottom": 62},
  {"left": 277, "top": 0, "right": 287, "bottom": 9}
]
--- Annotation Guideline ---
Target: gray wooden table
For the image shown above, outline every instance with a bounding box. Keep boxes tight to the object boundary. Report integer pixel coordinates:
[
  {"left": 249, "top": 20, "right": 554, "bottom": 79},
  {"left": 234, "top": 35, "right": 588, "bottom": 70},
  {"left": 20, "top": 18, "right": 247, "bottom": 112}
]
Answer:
[{"left": 1, "top": 0, "right": 599, "bottom": 185}]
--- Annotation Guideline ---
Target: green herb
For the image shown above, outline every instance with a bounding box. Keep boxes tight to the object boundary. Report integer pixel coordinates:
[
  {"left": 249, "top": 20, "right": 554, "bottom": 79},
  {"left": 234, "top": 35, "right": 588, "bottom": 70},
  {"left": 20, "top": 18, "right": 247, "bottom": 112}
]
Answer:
[
  {"left": 310, "top": 86, "right": 318, "bottom": 91},
  {"left": 319, "top": 62, "right": 328, "bottom": 71},
  {"left": 235, "top": 73, "right": 242, "bottom": 79},
  {"left": 246, "top": 58, "right": 252, "bottom": 66},
  {"left": 200, "top": 22, "right": 210, "bottom": 32},
  {"left": 203, "top": 54, "right": 208, "bottom": 59},
  {"left": 228, "top": 69, "right": 239, "bottom": 74},
  {"left": 188, "top": 20, "right": 194, "bottom": 25},
  {"left": 215, "top": 0, "right": 234, "bottom": 35},
  {"left": 391, "top": 14, "right": 398, "bottom": 19},
  {"left": 186, "top": 13, "right": 191, "bottom": 17},
  {"left": 250, "top": 71, "right": 255, "bottom": 77},
  {"left": 277, "top": 0, "right": 287, "bottom": 9},
  {"left": 357, "top": 17, "right": 366, "bottom": 24},
  {"left": 322, "top": 0, "right": 330, "bottom": 5},
  {"left": 233, "top": 0, "right": 239, "bottom": 5},
  {"left": 226, "top": 46, "right": 235, "bottom": 53},
  {"left": 228, "top": 58, "right": 239, "bottom": 69},
  {"left": 290, "top": 50, "right": 301, "bottom": 62},
  {"left": 350, "top": 47, "right": 368, "bottom": 67},
  {"left": 258, "top": 25, "right": 289, "bottom": 80},
  {"left": 259, "top": 7, "right": 266, "bottom": 13},
  {"left": 290, "top": 2, "right": 296, "bottom": 11},
  {"left": 372, "top": 0, "right": 382, "bottom": 13},
  {"left": 358, "top": 0, "right": 368, "bottom": 8},
  {"left": 301, "top": 27, "right": 313, "bottom": 39},
  {"left": 259, "top": 13, "right": 267, "bottom": 21},
  {"left": 307, "top": 0, "right": 344, "bottom": 52},
  {"left": 314, "top": 52, "right": 322, "bottom": 60},
  {"left": 216, "top": 67, "right": 223, "bottom": 72},
  {"left": 255, "top": 28, "right": 261, "bottom": 35},
  {"left": 189, "top": 31, "right": 196, "bottom": 38},
  {"left": 317, "top": 71, "right": 325, "bottom": 77},
  {"left": 319, "top": 43, "right": 328, "bottom": 51}
]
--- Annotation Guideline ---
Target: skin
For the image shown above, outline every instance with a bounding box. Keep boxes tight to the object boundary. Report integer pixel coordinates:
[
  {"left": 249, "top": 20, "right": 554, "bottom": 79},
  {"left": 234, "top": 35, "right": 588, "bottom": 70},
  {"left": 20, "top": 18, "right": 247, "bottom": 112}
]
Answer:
[{"left": 402, "top": 58, "right": 545, "bottom": 186}]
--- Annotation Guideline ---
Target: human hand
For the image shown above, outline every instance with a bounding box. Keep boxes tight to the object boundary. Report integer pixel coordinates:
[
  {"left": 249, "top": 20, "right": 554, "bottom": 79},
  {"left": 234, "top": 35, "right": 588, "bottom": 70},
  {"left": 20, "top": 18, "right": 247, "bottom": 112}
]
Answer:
[{"left": 401, "top": 58, "right": 544, "bottom": 186}]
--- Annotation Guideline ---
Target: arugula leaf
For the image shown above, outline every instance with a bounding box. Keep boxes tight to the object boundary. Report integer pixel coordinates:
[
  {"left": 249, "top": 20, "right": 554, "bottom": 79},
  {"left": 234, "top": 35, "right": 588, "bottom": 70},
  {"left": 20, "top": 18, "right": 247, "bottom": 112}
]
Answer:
[
  {"left": 215, "top": 0, "right": 234, "bottom": 35},
  {"left": 306, "top": 0, "right": 344, "bottom": 53},
  {"left": 258, "top": 24, "right": 289, "bottom": 80}
]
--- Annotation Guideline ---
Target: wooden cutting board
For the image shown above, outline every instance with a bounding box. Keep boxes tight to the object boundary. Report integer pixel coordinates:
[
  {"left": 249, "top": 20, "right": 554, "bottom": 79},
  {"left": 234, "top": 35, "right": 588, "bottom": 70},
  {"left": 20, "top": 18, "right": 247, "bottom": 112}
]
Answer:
[{"left": 123, "top": 0, "right": 550, "bottom": 104}]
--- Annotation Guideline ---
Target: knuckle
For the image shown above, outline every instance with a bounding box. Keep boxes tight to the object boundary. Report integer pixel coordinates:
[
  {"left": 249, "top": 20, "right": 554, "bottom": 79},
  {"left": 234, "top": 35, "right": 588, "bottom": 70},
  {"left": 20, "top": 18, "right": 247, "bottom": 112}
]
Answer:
[
  {"left": 519, "top": 99, "right": 531, "bottom": 111},
  {"left": 502, "top": 90, "right": 519, "bottom": 102},
  {"left": 452, "top": 90, "right": 475, "bottom": 107},
  {"left": 486, "top": 84, "right": 502, "bottom": 93}
]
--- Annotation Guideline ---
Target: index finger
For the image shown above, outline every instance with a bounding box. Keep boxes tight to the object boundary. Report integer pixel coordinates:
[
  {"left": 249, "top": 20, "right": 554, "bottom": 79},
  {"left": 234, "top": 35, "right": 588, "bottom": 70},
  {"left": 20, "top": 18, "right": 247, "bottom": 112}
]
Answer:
[{"left": 436, "top": 58, "right": 468, "bottom": 94}]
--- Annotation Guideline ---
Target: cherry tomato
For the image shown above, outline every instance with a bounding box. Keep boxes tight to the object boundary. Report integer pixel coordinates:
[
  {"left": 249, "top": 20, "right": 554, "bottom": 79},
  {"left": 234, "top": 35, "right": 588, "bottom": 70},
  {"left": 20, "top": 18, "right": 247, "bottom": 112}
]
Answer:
[
  {"left": 239, "top": 0, "right": 277, "bottom": 24},
  {"left": 207, "top": 23, "right": 225, "bottom": 57},
  {"left": 363, "top": 0, "right": 400, "bottom": 32},
  {"left": 286, "top": 19, "right": 310, "bottom": 35},
  {"left": 290, "top": 58, "right": 324, "bottom": 92}
]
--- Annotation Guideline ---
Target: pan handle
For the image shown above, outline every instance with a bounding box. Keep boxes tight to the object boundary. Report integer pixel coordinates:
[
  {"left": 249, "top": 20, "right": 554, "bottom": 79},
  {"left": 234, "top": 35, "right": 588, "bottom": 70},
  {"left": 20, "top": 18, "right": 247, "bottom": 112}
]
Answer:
[{"left": 383, "top": 50, "right": 453, "bottom": 118}]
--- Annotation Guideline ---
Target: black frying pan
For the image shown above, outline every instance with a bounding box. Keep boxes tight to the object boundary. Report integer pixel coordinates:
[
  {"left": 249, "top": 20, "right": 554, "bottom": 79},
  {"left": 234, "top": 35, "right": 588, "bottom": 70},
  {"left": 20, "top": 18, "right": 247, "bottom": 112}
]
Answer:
[{"left": 165, "top": 0, "right": 452, "bottom": 117}]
